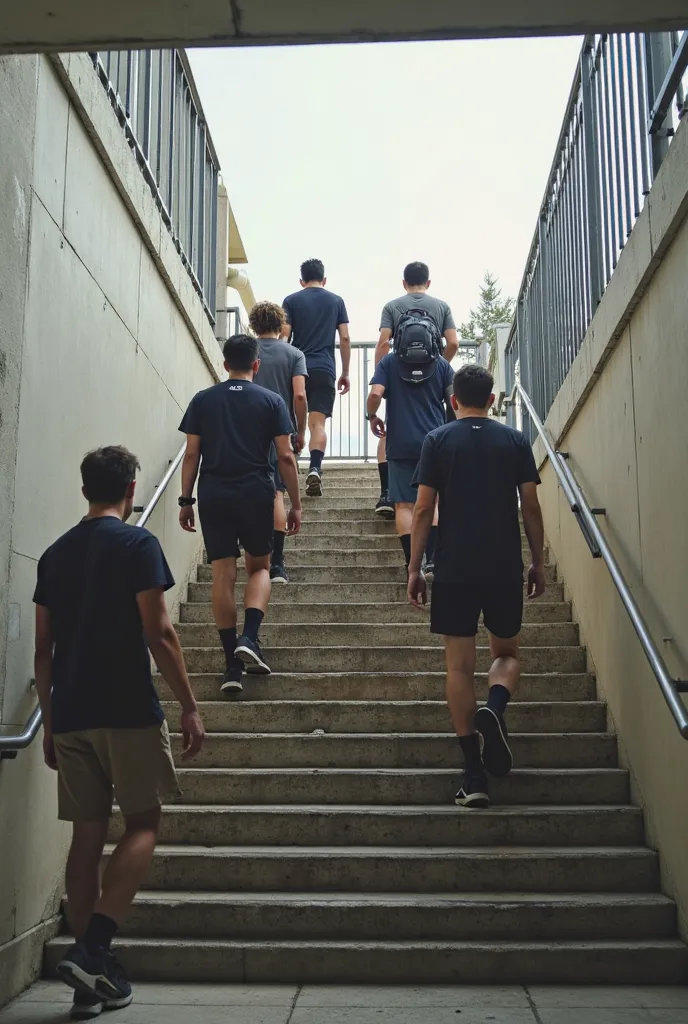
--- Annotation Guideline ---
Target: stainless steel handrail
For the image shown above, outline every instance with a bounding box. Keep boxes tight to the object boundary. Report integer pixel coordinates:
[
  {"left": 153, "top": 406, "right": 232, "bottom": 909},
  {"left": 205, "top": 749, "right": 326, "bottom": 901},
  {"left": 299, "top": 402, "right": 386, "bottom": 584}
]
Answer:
[
  {"left": 514, "top": 381, "right": 688, "bottom": 738},
  {"left": 0, "top": 445, "right": 187, "bottom": 759}
]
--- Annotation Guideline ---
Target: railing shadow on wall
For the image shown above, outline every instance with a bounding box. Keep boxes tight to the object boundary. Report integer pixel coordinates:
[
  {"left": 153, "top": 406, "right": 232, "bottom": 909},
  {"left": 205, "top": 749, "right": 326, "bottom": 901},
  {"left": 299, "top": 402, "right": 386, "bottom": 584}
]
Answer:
[{"left": 505, "top": 30, "right": 688, "bottom": 441}]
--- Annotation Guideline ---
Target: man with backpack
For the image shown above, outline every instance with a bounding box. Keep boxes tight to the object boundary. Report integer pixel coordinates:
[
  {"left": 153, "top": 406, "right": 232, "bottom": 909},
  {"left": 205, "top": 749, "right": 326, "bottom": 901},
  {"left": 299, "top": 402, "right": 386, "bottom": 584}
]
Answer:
[
  {"left": 373, "top": 263, "right": 458, "bottom": 519},
  {"left": 367, "top": 287, "right": 455, "bottom": 579}
]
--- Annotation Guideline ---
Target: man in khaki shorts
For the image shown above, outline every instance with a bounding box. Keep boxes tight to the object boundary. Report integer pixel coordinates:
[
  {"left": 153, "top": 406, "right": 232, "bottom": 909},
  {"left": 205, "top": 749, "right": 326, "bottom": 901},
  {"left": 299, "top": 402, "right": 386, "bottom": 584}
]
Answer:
[{"left": 33, "top": 446, "right": 205, "bottom": 1020}]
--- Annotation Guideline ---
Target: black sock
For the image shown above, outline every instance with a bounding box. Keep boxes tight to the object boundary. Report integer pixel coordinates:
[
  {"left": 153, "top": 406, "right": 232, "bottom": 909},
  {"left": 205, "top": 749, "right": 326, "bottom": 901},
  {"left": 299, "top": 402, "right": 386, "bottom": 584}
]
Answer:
[
  {"left": 219, "top": 627, "right": 237, "bottom": 670},
  {"left": 399, "top": 534, "right": 411, "bottom": 567},
  {"left": 487, "top": 684, "right": 512, "bottom": 718},
  {"left": 425, "top": 525, "right": 437, "bottom": 564},
  {"left": 83, "top": 913, "right": 118, "bottom": 954},
  {"left": 378, "top": 461, "right": 389, "bottom": 494},
  {"left": 459, "top": 733, "right": 483, "bottom": 776},
  {"left": 272, "top": 531, "right": 285, "bottom": 567},
  {"left": 242, "top": 607, "right": 264, "bottom": 643},
  {"left": 309, "top": 449, "right": 324, "bottom": 472}
]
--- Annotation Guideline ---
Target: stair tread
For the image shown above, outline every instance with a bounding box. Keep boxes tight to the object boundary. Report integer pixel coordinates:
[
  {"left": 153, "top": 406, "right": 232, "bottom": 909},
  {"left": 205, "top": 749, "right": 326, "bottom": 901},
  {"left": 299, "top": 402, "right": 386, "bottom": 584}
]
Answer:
[
  {"left": 128, "top": 802, "right": 638, "bottom": 814},
  {"left": 47, "top": 935, "right": 685, "bottom": 949},
  {"left": 128, "top": 890, "right": 673, "bottom": 906},
  {"left": 133, "top": 844, "right": 653, "bottom": 856}
]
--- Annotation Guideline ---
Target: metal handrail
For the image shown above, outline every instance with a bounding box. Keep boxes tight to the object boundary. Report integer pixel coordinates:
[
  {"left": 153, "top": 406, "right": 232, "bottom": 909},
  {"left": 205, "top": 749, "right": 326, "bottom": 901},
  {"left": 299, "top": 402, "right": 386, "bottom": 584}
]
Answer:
[
  {"left": 0, "top": 445, "right": 187, "bottom": 759},
  {"left": 514, "top": 381, "right": 688, "bottom": 738}
]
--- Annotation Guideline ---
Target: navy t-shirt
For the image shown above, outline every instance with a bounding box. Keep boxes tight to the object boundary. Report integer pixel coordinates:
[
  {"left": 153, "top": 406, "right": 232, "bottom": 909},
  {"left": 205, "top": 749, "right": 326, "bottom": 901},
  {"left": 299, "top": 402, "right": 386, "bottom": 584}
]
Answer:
[
  {"left": 179, "top": 379, "right": 293, "bottom": 503},
  {"left": 282, "top": 287, "right": 349, "bottom": 378},
  {"left": 370, "top": 353, "right": 455, "bottom": 461},
  {"left": 416, "top": 418, "right": 541, "bottom": 583},
  {"left": 33, "top": 517, "right": 173, "bottom": 734}
]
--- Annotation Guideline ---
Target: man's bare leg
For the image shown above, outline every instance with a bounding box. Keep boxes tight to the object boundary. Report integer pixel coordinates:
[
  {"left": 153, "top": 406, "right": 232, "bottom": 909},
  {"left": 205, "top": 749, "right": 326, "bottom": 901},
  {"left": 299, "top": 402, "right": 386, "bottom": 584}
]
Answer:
[
  {"left": 65, "top": 820, "right": 109, "bottom": 940},
  {"left": 444, "top": 635, "right": 489, "bottom": 808},
  {"left": 271, "top": 491, "right": 288, "bottom": 582},
  {"left": 235, "top": 553, "right": 272, "bottom": 674},
  {"left": 474, "top": 632, "right": 520, "bottom": 778}
]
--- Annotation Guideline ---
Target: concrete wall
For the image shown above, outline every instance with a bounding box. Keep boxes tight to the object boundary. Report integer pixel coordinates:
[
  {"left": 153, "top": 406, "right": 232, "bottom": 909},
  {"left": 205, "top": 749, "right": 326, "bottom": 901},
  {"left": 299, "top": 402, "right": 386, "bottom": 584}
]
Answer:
[
  {"left": 535, "top": 115, "right": 688, "bottom": 938},
  {"left": 0, "top": 52, "right": 224, "bottom": 1006}
]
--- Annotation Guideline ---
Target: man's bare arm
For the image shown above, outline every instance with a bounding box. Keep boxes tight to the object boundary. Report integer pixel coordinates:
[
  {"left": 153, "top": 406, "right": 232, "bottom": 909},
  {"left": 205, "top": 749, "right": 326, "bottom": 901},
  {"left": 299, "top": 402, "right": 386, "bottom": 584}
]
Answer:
[
  {"left": 34, "top": 605, "right": 57, "bottom": 769},
  {"left": 519, "top": 481, "right": 546, "bottom": 598},
  {"left": 179, "top": 434, "right": 201, "bottom": 533},
  {"left": 375, "top": 328, "right": 393, "bottom": 368},
  {"left": 275, "top": 434, "right": 302, "bottom": 535},
  {"left": 443, "top": 328, "right": 459, "bottom": 362},
  {"left": 292, "top": 374, "right": 308, "bottom": 451}
]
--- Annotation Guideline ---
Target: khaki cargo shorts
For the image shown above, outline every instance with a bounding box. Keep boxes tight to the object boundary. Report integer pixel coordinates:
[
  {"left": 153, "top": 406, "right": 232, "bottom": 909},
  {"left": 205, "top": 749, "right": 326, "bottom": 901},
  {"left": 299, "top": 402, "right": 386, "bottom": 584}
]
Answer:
[{"left": 53, "top": 721, "right": 181, "bottom": 822}]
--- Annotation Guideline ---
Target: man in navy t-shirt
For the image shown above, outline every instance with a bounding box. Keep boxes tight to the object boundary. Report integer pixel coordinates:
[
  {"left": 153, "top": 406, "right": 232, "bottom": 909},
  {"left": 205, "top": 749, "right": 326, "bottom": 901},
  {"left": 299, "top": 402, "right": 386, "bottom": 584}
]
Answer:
[
  {"left": 179, "top": 334, "right": 302, "bottom": 685},
  {"left": 33, "top": 446, "right": 205, "bottom": 1014},
  {"left": 367, "top": 348, "right": 455, "bottom": 577},
  {"left": 282, "top": 258, "right": 350, "bottom": 496},
  {"left": 408, "top": 364, "right": 545, "bottom": 811}
]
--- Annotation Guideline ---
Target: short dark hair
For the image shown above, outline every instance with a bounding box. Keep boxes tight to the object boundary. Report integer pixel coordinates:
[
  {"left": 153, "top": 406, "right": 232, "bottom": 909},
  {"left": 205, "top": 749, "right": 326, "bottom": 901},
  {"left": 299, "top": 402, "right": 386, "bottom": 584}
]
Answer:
[
  {"left": 223, "top": 333, "right": 259, "bottom": 370},
  {"left": 403, "top": 261, "right": 430, "bottom": 287},
  {"left": 81, "top": 446, "right": 140, "bottom": 504},
  {"left": 453, "top": 364, "right": 494, "bottom": 408},
  {"left": 249, "top": 301, "right": 286, "bottom": 336},
  {"left": 300, "top": 258, "right": 325, "bottom": 283}
]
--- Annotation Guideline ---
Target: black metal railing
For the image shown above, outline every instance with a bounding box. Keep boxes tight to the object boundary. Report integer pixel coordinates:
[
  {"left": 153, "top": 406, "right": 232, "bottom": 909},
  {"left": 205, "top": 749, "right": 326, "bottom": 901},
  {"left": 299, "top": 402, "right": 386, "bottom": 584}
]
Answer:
[
  {"left": 506, "top": 30, "right": 688, "bottom": 440},
  {"left": 91, "top": 49, "right": 220, "bottom": 322}
]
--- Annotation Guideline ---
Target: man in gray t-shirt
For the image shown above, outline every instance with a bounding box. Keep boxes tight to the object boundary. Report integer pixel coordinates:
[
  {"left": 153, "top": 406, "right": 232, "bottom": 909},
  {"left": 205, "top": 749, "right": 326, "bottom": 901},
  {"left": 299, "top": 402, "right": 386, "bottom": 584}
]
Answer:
[
  {"left": 373, "top": 262, "right": 459, "bottom": 527},
  {"left": 251, "top": 301, "right": 308, "bottom": 584}
]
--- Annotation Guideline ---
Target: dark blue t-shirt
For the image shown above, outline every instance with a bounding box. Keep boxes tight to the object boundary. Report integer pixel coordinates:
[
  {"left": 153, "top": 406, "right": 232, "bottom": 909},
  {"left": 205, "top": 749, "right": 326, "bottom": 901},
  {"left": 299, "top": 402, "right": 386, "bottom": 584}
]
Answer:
[
  {"left": 179, "top": 379, "right": 293, "bottom": 503},
  {"left": 417, "top": 418, "right": 540, "bottom": 583},
  {"left": 371, "top": 353, "right": 455, "bottom": 461},
  {"left": 282, "top": 287, "right": 349, "bottom": 378},
  {"left": 33, "top": 517, "right": 173, "bottom": 734}
]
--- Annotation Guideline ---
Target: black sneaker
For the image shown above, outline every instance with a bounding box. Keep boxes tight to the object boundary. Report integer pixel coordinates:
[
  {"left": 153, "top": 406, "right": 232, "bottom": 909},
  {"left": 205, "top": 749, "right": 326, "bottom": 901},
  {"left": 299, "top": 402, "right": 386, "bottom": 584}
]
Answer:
[
  {"left": 455, "top": 769, "right": 490, "bottom": 809},
  {"left": 475, "top": 706, "right": 513, "bottom": 778},
  {"left": 375, "top": 493, "right": 395, "bottom": 519},
  {"left": 270, "top": 564, "right": 289, "bottom": 584},
  {"left": 220, "top": 659, "right": 243, "bottom": 696},
  {"left": 306, "top": 468, "right": 323, "bottom": 496},
  {"left": 235, "top": 635, "right": 271, "bottom": 675},
  {"left": 58, "top": 943, "right": 133, "bottom": 1006},
  {"left": 423, "top": 562, "right": 435, "bottom": 583}
]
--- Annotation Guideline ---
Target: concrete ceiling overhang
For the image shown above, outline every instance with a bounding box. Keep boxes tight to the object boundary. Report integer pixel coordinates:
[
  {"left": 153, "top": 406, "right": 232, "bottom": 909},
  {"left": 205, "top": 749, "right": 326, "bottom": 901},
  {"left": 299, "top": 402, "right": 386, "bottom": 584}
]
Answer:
[{"left": 2, "top": 1, "right": 687, "bottom": 54}]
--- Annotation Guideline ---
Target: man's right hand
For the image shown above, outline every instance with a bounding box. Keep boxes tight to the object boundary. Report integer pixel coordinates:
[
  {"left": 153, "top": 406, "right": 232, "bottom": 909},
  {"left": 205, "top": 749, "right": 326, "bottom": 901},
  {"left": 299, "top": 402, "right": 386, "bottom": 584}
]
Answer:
[
  {"left": 43, "top": 730, "right": 57, "bottom": 771},
  {"left": 369, "top": 415, "right": 386, "bottom": 439},
  {"left": 179, "top": 506, "right": 196, "bottom": 533},
  {"left": 408, "top": 570, "right": 428, "bottom": 610},
  {"left": 287, "top": 507, "right": 302, "bottom": 536},
  {"left": 527, "top": 564, "right": 546, "bottom": 599},
  {"left": 294, "top": 433, "right": 306, "bottom": 455},
  {"left": 181, "top": 708, "right": 205, "bottom": 760}
]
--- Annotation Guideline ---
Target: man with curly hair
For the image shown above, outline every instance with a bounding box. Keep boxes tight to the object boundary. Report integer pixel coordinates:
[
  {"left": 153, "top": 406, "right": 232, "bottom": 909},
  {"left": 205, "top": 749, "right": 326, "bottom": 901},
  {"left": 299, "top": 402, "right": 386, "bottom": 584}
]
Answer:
[{"left": 251, "top": 301, "right": 308, "bottom": 585}]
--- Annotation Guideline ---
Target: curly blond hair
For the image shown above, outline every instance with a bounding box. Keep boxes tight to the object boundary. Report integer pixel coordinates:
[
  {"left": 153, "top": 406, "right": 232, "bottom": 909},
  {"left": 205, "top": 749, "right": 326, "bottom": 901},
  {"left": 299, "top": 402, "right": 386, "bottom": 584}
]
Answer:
[{"left": 249, "top": 301, "right": 287, "bottom": 337}]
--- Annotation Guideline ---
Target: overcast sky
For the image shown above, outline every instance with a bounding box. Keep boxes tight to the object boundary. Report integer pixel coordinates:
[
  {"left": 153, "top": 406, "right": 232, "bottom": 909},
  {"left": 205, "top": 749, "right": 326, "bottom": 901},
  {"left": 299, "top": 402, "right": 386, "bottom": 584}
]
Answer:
[{"left": 189, "top": 37, "right": 583, "bottom": 339}]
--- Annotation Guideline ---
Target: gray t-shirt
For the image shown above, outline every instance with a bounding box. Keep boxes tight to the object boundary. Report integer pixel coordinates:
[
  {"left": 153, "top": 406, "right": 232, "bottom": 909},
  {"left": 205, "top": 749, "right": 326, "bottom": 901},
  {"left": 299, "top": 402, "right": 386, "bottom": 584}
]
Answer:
[
  {"left": 380, "top": 292, "right": 456, "bottom": 339},
  {"left": 255, "top": 338, "right": 308, "bottom": 431}
]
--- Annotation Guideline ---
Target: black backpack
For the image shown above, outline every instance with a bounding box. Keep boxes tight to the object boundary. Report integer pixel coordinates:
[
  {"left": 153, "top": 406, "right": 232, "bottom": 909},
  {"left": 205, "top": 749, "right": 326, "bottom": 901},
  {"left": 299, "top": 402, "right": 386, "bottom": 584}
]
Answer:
[{"left": 394, "top": 308, "right": 442, "bottom": 384}]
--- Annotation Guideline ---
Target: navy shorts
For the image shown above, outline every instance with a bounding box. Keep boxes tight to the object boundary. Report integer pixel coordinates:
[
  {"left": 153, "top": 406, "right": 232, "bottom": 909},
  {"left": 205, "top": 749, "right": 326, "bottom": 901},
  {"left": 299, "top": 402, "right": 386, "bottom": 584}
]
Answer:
[
  {"left": 430, "top": 578, "right": 524, "bottom": 639},
  {"left": 306, "top": 370, "right": 336, "bottom": 418},
  {"left": 199, "top": 498, "right": 274, "bottom": 562},
  {"left": 388, "top": 459, "right": 419, "bottom": 504}
]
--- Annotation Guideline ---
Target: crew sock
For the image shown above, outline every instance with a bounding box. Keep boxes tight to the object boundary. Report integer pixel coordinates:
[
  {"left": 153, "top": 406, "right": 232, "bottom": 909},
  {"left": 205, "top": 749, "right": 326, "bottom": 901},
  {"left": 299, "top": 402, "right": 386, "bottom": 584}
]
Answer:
[
  {"left": 399, "top": 534, "right": 411, "bottom": 567},
  {"left": 83, "top": 913, "right": 118, "bottom": 954},
  {"left": 309, "top": 449, "right": 324, "bottom": 473},
  {"left": 242, "top": 608, "right": 264, "bottom": 643},
  {"left": 271, "top": 531, "right": 286, "bottom": 567},
  {"left": 378, "top": 461, "right": 389, "bottom": 494},
  {"left": 486, "top": 683, "right": 512, "bottom": 718}
]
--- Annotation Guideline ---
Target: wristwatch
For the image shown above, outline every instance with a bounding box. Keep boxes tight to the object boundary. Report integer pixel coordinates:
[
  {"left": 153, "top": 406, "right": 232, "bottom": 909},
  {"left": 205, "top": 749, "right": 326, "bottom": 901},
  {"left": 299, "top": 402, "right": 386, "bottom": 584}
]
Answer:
[{"left": 178, "top": 496, "right": 197, "bottom": 507}]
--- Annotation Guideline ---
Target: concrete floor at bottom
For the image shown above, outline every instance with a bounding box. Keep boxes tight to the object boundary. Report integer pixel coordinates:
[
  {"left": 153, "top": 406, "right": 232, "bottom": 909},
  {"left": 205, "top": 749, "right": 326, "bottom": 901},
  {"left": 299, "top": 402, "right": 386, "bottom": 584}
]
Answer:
[{"left": 4, "top": 983, "right": 688, "bottom": 1024}]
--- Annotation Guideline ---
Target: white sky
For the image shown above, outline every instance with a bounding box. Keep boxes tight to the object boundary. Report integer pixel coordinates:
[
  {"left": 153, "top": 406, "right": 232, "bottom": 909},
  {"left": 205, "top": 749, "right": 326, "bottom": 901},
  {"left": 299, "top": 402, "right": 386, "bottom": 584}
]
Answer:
[{"left": 189, "top": 37, "right": 583, "bottom": 339}]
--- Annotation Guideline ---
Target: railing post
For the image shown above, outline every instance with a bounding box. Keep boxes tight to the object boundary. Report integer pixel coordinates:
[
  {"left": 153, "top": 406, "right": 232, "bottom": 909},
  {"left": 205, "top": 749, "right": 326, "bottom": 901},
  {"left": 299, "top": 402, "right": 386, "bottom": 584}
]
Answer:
[
  {"left": 581, "top": 39, "right": 604, "bottom": 312},
  {"left": 362, "top": 346, "right": 370, "bottom": 462},
  {"left": 644, "top": 33, "right": 674, "bottom": 177}
]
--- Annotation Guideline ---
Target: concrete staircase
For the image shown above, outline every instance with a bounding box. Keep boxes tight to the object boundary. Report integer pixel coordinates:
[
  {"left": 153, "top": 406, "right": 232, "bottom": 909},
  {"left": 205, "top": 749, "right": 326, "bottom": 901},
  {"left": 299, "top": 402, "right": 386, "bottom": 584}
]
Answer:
[{"left": 46, "top": 463, "right": 687, "bottom": 983}]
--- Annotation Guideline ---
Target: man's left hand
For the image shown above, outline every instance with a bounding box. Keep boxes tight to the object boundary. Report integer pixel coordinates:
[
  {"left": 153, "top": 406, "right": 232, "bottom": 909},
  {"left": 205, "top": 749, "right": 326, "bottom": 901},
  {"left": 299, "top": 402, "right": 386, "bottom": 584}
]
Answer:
[
  {"left": 408, "top": 570, "right": 427, "bottom": 610},
  {"left": 337, "top": 374, "right": 350, "bottom": 396}
]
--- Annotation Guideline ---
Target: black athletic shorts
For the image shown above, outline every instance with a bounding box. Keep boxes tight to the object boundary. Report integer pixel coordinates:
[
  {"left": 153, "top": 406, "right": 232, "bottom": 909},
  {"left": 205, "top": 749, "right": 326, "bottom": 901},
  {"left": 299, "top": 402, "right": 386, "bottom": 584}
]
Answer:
[
  {"left": 198, "top": 498, "right": 274, "bottom": 562},
  {"left": 306, "top": 370, "right": 336, "bottom": 418},
  {"left": 430, "top": 577, "right": 524, "bottom": 639}
]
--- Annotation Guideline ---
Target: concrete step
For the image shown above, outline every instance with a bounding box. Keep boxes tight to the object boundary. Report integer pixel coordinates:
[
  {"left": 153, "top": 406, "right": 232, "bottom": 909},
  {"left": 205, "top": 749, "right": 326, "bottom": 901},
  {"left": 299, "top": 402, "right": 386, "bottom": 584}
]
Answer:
[
  {"left": 44, "top": 935, "right": 688, "bottom": 984},
  {"left": 188, "top": 580, "right": 566, "bottom": 604},
  {"left": 161, "top": 671, "right": 597, "bottom": 703},
  {"left": 167, "top": 732, "right": 617, "bottom": 770},
  {"left": 176, "top": 621, "right": 579, "bottom": 650},
  {"left": 302, "top": 486, "right": 381, "bottom": 497},
  {"left": 179, "top": 646, "right": 587, "bottom": 674},
  {"left": 170, "top": 767, "right": 629, "bottom": 805},
  {"left": 181, "top": 600, "right": 573, "bottom": 624},
  {"left": 200, "top": 564, "right": 559, "bottom": 583},
  {"left": 284, "top": 532, "right": 546, "bottom": 553},
  {"left": 109, "top": 803, "right": 644, "bottom": 847},
  {"left": 160, "top": 699, "right": 607, "bottom": 734},
  {"left": 102, "top": 844, "right": 657, "bottom": 893},
  {"left": 115, "top": 891, "right": 676, "bottom": 941}
]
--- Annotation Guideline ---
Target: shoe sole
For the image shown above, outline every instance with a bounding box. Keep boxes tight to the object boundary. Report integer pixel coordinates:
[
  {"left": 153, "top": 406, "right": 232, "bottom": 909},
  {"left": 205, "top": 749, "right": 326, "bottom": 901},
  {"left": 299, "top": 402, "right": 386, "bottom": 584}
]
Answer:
[
  {"left": 58, "top": 961, "right": 132, "bottom": 1006},
  {"left": 235, "top": 643, "right": 272, "bottom": 675},
  {"left": 475, "top": 706, "right": 513, "bottom": 778},
  {"left": 375, "top": 506, "right": 395, "bottom": 517},
  {"left": 306, "top": 473, "right": 323, "bottom": 497},
  {"left": 455, "top": 790, "right": 490, "bottom": 809},
  {"left": 271, "top": 576, "right": 289, "bottom": 584},
  {"left": 220, "top": 680, "right": 243, "bottom": 695},
  {"left": 71, "top": 994, "right": 134, "bottom": 1020}
]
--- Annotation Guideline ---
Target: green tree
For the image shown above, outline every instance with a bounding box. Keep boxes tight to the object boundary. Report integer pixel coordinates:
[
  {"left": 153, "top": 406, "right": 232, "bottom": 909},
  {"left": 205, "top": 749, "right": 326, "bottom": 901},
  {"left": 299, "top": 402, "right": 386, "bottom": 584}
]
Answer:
[{"left": 459, "top": 271, "right": 515, "bottom": 366}]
